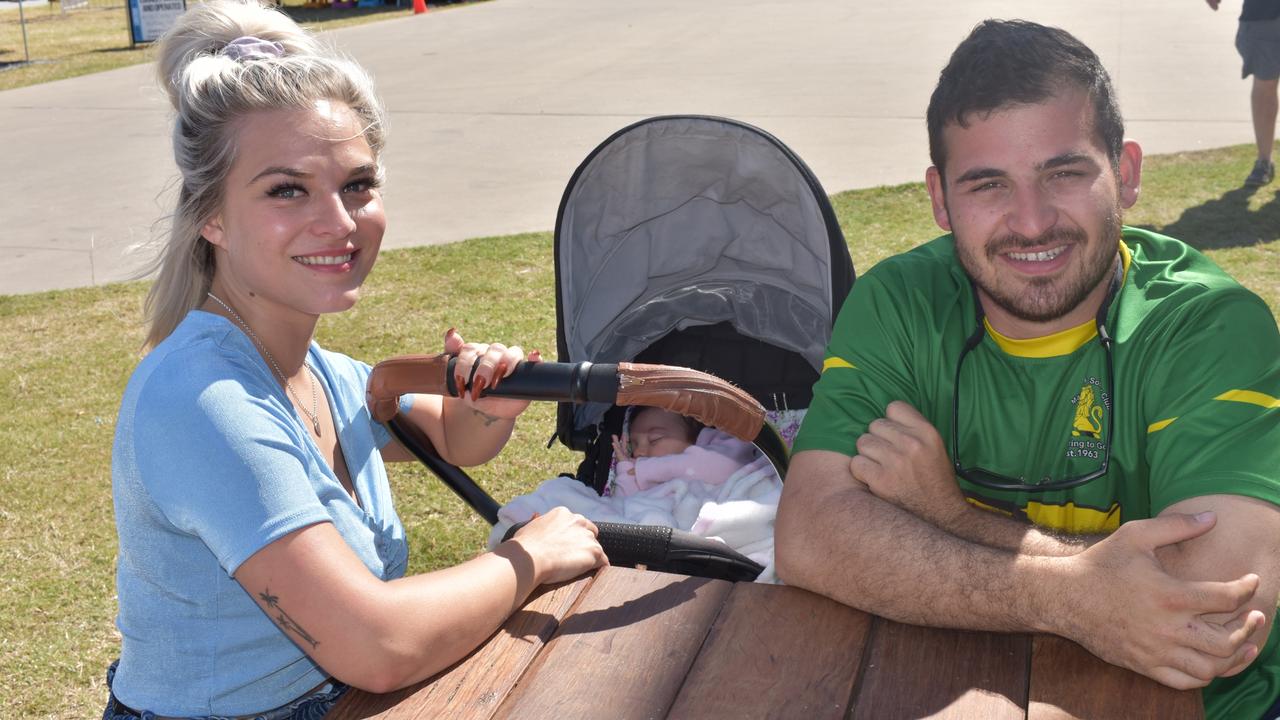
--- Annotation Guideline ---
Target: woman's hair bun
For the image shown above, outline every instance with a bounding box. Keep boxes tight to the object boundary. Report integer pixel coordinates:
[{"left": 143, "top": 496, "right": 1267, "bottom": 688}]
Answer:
[{"left": 155, "top": 0, "right": 320, "bottom": 110}]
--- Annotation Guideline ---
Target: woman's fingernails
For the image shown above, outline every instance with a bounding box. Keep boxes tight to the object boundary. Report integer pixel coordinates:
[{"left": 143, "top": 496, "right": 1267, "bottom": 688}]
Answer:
[
  {"left": 473, "top": 376, "right": 487, "bottom": 400},
  {"left": 454, "top": 375, "right": 466, "bottom": 396}
]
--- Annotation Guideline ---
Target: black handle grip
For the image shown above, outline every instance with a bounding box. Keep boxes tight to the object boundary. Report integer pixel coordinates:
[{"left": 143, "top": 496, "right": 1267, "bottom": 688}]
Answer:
[
  {"left": 501, "top": 519, "right": 528, "bottom": 543},
  {"left": 501, "top": 519, "right": 763, "bottom": 582},
  {"left": 502, "top": 519, "right": 673, "bottom": 566},
  {"left": 448, "top": 358, "right": 620, "bottom": 404}
]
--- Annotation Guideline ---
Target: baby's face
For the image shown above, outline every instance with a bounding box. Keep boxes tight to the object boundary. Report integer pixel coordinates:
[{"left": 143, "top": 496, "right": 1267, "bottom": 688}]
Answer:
[{"left": 628, "top": 410, "right": 695, "bottom": 458}]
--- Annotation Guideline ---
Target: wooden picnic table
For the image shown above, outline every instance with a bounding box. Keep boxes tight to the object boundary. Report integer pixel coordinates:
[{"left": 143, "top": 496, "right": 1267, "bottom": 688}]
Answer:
[{"left": 328, "top": 565, "right": 1202, "bottom": 719}]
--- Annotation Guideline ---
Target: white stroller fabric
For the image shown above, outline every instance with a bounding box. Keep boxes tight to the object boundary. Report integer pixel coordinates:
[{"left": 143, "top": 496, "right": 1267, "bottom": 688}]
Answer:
[
  {"left": 489, "top": 409, "right": 806, "bottom": 584},
  {"left": 489, "top": 455, "right": 782, "bottom": 584}
]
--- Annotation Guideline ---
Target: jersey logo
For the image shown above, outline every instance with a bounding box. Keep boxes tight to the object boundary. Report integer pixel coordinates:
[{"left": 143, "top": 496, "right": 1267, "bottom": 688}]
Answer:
[
  {"left": 1071, "top": 383, "right": 1104, "bottom": 438},
  {"left": 1065, "top": 376, "right": 1108, "bottom": 461}
]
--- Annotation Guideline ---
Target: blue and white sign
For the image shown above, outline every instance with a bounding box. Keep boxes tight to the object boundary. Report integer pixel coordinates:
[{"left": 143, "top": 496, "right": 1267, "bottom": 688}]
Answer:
[{"left": 127, "top": 0, "right": 186, "bottom": 45}]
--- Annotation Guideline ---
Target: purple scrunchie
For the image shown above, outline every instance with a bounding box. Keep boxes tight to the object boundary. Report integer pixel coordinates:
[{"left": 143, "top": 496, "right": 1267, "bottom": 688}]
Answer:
[{"left": 220, "top": 35, "right": 285, "bottom": 62}]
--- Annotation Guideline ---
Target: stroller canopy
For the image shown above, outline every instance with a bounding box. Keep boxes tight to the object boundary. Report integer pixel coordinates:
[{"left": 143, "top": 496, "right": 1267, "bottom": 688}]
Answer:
[{"left": 554, "top": 116, "right": 853, "bottom": 433}]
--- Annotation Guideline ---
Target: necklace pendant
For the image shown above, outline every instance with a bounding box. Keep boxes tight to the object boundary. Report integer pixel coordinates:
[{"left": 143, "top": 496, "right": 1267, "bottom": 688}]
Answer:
[{"left": 311, "top": 416, "right": 322, "bottom": 436}]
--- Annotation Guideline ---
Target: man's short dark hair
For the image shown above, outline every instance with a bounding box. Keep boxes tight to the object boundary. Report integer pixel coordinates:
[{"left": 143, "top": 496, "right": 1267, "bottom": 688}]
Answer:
[{"left": 926, "top": 20, "right": 1124, "bottom": 178}]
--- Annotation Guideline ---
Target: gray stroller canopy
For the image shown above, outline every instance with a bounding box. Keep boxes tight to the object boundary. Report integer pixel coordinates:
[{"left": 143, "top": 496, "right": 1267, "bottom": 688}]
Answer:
[{"left": 555, "top": 116, "right": 850, "bottom": 433}]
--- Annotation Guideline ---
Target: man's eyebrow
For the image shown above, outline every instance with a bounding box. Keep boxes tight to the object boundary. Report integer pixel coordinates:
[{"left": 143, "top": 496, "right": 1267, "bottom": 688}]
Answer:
[
  {"left": 953, "top": 167, "right": 1005, "bottom": 185},
  {"left": 249, "top": 166, "right": 308, "bottom": 184},
  {"left": 1038, "top": 152, "right": 1098, "bottom": 171}
]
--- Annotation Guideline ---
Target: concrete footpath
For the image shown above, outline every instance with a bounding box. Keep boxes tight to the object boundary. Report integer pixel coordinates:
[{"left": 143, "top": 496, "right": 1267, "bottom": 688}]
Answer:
[{"left": 0, "top": 0, "right": 1252, "bottom": 295}]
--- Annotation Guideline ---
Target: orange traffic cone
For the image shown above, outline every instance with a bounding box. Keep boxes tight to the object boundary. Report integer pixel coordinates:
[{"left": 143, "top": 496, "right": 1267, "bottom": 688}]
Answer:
[{"left": 413, "top": 0, "right": 427, "bottom": 13}]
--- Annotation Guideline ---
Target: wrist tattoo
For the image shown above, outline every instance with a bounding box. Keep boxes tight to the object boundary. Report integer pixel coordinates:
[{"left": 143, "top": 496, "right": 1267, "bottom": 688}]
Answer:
[
  {"left": 259, "top": 588, "right": 319, "bottom": 649},
  {"left": 470, "top": 407, "right": 502, "bottom": 426}
]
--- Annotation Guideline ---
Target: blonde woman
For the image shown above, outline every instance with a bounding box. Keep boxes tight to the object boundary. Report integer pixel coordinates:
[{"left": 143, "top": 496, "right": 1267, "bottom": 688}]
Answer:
[{"left": 106, "top": 2, "right": 605, "bottom": 716}]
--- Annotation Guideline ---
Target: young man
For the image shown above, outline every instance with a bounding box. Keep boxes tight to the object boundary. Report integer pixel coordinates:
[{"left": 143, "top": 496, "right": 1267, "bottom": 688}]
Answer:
[{"left": 776, "top": 20, "right": 1280, "bottom": 720}]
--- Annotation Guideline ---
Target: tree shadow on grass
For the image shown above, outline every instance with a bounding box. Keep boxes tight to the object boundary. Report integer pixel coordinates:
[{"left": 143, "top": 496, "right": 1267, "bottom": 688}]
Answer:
[{"left": 1139, "top": 186, "right": 1280, "bottom": 251}]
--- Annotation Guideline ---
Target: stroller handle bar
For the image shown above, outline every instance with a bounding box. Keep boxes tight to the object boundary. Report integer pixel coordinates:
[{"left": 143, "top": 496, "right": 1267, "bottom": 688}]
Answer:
[
  {"left": 366, "top": 354, "right": 766, "bottom": 442},
  {"left": 501, "top": 519, "right": 764, "bottom": 583}
]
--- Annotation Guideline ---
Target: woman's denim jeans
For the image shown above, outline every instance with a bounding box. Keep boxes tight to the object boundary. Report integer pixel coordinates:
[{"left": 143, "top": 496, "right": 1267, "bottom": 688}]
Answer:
[{"left": 102, "top": 661, "right": 349, "bottom": 720}]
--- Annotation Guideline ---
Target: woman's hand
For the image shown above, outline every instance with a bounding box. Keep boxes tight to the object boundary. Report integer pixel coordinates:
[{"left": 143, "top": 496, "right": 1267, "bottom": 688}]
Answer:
[
  {"left": 445, "top": 328, "right": 541, "bottom": 421},
  {"left": 509, "top": 507, "right": 608, "bottom": 585}
]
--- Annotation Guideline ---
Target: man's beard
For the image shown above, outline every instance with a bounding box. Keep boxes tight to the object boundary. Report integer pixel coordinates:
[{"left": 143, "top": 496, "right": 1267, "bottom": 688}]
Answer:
[{"left": 957, "top": 210, "right": 1121, "bottom": 324}]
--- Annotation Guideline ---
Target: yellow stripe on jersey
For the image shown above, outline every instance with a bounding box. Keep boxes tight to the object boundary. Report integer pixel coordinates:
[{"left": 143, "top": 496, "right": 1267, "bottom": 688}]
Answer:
[
  {"left": 1214, "top": 389, "right": 1280, "bottom": 409},
  {"left": 822, "top": 357, "right": 856, "bottom": 372},
  {"left": 985, "top": 317, "right": 1097, "bottom": 358},
  {"left": 1148, "top": 390, "right": 1275, "bottom": 433},
  {"left": 966, "top": 497, "right": 1122, "bottom": 534},
  {"left": 965, "top": 497, "right": 1014, "bottom": 517},
  {"left": 1024, "top": 500, "right": 1122, "bottom": 534}
]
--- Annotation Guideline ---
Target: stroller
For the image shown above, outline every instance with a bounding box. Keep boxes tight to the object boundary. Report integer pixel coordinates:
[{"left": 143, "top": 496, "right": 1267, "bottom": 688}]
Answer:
[{"left": 368, "top": 115, "right": 854, "bottom": 582}]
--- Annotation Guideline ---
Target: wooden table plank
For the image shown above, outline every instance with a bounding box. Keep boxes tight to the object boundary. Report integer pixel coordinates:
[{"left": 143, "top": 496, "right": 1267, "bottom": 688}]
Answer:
[
  {"left": 668, "top": 582, "right": 874, "bottom": 719},
  {"left": 492, "top": 566, "right": 732, "bottom": 720},
  {"left": 851, "top": 619, "right": 1030, "bottom": 720},
  {"left": 1027, "top": 635, "right": 1204, "bottom": 720},
  {"left": 327, "top": 576, "right": 593, "bottom": 720}
]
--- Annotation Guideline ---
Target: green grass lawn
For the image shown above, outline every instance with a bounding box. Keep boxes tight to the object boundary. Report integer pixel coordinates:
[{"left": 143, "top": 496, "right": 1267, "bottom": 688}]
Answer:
[
  {"left": 2, "top": 144, "right": 1277, "bottom": 717},
  {"left": 0, "top": 0, "right": 472, "bottom": 92}
]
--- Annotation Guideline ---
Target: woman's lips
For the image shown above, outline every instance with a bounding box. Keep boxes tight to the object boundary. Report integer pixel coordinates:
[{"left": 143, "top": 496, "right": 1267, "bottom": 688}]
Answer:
[{"left": 293, "top": 248, "right": 358, "bottom": 272}]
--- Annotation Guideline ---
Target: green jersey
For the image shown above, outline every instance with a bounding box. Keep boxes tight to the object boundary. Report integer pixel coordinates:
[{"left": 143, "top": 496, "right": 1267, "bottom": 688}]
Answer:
[{"left": 794, "top": 227, "right": 1280, "bottom": 719}]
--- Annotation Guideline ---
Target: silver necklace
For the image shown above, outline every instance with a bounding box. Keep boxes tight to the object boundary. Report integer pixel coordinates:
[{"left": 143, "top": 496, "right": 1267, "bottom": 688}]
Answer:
[{"left": 206, "top": 291, "right": 322, "bottom": 436}]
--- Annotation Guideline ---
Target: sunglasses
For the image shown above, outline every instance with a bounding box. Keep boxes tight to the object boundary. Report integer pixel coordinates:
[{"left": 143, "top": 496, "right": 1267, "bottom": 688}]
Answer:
[{"left": 950, "top": 261, "right": 1121, "bottom": 493}]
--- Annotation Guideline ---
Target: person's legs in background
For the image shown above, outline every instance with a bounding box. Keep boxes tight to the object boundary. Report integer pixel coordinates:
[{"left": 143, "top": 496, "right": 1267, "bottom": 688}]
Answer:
[
  {"left": 1248, "top": 75, "right": 1279, "bottom": 186},
  {"left": 1238, "top": 16, "right": 1280, "bottom": 186}
]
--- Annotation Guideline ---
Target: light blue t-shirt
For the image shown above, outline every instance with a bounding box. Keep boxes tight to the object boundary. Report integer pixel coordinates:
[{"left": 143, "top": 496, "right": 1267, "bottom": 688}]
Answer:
[{"left": 111, "top": 310, "right": 409, "bottom": 716}]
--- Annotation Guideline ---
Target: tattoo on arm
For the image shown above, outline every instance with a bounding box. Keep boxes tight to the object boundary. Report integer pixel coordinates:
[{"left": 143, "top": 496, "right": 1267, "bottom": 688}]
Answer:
[
  {"left": 259, "top": 588, "right": 320, "bottom": 649},
  {"left": 470, "top": 407, "right": 501, "bottom": 427}
]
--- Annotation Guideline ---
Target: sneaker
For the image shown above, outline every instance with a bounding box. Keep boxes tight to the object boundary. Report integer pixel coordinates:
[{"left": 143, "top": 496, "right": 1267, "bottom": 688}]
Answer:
[{"left": 1245, "top": 158, "right": 1275, "bottom": 187}]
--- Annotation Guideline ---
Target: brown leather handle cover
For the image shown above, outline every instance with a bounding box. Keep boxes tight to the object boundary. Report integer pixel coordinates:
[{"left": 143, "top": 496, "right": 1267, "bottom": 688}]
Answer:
[
  {"left": 366, "top": 353, "right": 452, "bottom": 422},
  {"left": 368, "top": 355, "right": 765, "bottom": 442},
  {"left": 616, "top": 362, "right": 764, "bottom": 442}
]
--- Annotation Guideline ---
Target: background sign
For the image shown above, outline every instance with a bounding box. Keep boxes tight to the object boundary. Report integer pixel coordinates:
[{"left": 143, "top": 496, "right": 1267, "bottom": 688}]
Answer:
[{"left": 127, "top": 0, "right": 186, "bottom": 45}]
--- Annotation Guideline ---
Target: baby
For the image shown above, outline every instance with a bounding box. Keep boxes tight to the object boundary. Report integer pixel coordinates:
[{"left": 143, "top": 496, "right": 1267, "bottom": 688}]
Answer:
[{"left": 610, "top": 407, "right": 758, "bottom": 496}]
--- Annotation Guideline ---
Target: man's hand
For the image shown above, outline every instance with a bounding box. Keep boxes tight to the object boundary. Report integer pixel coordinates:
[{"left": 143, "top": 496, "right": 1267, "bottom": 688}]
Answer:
[
  {"left": 1055, "top": 511, "right": 1265, "bottom": 689},
  {"left": 851, "top": 401, "right": 969, "bottom": 528}
]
